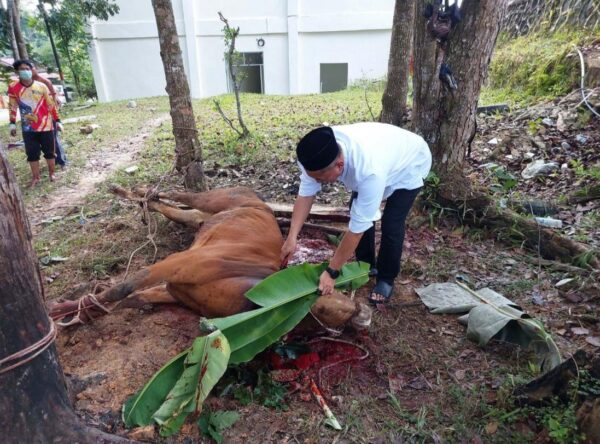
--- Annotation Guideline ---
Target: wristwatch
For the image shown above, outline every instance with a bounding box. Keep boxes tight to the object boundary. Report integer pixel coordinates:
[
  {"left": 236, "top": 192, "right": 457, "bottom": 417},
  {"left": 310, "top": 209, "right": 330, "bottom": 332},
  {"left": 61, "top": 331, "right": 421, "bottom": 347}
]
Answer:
[{"left": 325, "top": 266, "right": 340, "bottom": 279}]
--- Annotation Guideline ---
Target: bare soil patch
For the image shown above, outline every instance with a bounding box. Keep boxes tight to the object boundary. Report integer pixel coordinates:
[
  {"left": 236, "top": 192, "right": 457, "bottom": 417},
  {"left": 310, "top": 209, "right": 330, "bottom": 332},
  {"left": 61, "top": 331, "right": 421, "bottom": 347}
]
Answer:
[{"left": 26, "top": 115, "right": 168, "bottom": 234}]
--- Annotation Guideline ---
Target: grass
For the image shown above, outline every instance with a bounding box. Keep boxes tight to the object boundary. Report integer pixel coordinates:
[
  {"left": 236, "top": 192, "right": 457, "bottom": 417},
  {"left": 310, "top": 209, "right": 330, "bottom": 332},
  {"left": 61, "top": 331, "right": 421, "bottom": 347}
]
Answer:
[
  {"left": 1, "top": 97, "right": 170, "bottom": 203},
  {"left": 481, "top": 29, "right": 600, "bottom": 106}
]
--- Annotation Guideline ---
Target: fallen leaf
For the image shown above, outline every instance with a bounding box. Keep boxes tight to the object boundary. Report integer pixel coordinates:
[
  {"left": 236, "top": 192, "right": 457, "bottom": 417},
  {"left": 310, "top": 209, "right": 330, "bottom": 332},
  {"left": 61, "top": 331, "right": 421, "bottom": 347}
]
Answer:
[
  {"left": 585, "top": 337, "right": 600, "bottom": 347},
  {"left": 485, "top": 421, "right": 499, "bottom": 435},
  {"left": 455, "top": 370, "right": 466, "bottom": 381},
  {"left": 388, "top": 374, "right": 406, "bottom": 393},
  {"left": 571, "top": 327, "right": 589, "bottom": 335}
]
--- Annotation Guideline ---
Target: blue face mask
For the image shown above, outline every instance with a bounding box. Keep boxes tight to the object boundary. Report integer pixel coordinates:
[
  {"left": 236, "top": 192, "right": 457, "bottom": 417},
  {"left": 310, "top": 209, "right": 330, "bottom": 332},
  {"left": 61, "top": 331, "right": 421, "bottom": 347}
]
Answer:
[{"left": 18, "top": 70, "right": 32, "bottom": 81}]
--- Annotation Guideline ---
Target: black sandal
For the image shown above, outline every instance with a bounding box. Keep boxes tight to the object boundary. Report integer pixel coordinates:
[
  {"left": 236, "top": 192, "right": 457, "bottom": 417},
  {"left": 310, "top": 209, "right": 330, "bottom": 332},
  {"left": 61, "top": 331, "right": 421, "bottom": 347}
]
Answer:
[{"left": 368, "top": 280, "right": 394, "bottom": 305}]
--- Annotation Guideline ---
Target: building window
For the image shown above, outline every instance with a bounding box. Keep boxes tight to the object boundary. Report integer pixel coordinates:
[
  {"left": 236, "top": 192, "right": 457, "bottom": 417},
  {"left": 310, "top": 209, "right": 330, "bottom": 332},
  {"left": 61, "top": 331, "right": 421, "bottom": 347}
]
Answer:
[
  {"left": 226, "top": 52, "right": 264, "bottom": 94},
  {"left": 320, "top": 63, "right": 348, "bottom": 93}
]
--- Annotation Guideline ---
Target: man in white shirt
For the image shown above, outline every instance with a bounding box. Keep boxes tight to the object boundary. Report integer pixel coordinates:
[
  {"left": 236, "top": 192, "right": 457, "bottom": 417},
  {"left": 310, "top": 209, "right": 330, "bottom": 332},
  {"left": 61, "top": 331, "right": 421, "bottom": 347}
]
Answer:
[{"left": 280, "top": 122, "right": 432, "bottom": 304}]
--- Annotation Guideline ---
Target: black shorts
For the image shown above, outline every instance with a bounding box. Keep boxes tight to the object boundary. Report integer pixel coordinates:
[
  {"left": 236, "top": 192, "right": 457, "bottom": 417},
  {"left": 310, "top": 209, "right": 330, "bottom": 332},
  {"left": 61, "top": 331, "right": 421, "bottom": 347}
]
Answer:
[{"left": 23, "top": 131, "right": 56, "bottom": 162}]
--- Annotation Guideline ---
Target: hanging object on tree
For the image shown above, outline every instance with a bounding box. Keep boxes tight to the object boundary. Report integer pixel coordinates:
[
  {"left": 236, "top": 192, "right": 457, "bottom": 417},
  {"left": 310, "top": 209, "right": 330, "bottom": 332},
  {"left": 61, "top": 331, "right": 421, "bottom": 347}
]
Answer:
[
  {"left": 423, "top": 0, "right": 462, "bottom": 41},
  {"left": 439, "top": 63, "right": 457, "bottom": 90}
]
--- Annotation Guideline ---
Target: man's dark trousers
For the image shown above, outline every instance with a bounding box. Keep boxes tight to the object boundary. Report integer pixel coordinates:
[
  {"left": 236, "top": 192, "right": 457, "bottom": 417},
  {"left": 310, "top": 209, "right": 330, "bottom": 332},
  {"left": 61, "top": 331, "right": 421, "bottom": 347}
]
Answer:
[{"left": 351, "top": 187, "right": 421, "bottom": 286}]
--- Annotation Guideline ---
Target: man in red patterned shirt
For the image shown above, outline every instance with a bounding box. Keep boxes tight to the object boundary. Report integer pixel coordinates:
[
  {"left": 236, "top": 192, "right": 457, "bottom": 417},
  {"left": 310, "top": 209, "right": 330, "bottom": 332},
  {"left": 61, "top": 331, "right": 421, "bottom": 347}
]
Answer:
[{"left": 8, "top": 59, "right": 62, "bottom": 187}]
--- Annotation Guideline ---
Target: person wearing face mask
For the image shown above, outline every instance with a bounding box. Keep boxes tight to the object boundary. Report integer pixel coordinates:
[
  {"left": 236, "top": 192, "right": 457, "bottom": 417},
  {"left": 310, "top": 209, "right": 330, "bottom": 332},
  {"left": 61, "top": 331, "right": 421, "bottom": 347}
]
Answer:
[
  {"left": 280, "top": 123, "right": 431, "bottom": 305},
  {"left": 8, "top": 59, "right": 62, "bottom": 187}
]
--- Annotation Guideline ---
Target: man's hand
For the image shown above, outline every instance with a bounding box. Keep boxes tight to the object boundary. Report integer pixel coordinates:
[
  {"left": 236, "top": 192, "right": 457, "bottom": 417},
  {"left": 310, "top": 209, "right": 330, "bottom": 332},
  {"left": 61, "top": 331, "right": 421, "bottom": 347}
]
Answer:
[
  {"left": 280, "top": 237, "right": 297, "bottom": 267},
  {"left": 56, "top": 122, "right": 64, "bottom": 132},
  {"left": 318, "top": 271, "right": 335, "bottom": 295},
  {"left": 9, "top": 123, "right": 17, "bottom": 137}
]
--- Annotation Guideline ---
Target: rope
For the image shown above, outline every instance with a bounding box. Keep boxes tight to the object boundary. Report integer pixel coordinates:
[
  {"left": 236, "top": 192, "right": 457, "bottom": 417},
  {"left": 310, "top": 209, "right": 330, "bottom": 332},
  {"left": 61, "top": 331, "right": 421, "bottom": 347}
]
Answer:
[
  {"left": 0, "top": 320, "right": 57, "bottom": 375},
  {"left": 573, "top": 45, "right": 600, "bottom": 118},
  {"left": 54, "top": 293, "right": 112, "bottom": 327}
]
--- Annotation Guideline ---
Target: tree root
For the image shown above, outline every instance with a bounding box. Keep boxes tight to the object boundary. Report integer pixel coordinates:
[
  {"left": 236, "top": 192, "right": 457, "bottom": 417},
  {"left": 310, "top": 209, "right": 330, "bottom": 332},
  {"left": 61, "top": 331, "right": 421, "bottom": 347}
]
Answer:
[{"left": 436, "top": 181, "right": 599, "bottom": 269}]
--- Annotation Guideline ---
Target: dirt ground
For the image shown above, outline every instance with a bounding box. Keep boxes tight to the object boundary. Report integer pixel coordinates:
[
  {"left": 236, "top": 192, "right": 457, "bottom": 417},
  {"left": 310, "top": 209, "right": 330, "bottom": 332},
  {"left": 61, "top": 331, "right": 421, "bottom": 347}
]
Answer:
[{"left": 30, "top": 95, "right": 600, "bottom": 442}]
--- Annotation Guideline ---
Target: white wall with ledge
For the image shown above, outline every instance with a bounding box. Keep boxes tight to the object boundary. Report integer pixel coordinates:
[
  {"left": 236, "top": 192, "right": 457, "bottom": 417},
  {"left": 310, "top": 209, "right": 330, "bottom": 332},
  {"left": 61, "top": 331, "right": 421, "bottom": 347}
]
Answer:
[{"left": 89, "top": 0, "right": 394, "bottom": 102}]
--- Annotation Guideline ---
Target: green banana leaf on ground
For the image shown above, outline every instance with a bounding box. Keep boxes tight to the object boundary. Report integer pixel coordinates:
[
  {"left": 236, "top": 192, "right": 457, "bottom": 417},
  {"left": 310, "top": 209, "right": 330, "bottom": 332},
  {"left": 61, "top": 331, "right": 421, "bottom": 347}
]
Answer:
[
  {"left": 415, "top": 282, "right": 561, "bottom": 372},
  {"left": 122, "top": 261, "right": 370, "bottom": 435}
]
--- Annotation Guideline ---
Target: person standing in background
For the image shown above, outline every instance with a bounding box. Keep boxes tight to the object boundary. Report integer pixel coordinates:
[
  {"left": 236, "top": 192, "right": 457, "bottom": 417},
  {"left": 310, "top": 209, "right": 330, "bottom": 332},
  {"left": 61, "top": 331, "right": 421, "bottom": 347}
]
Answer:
[{"left": 8, "top": 59, "right": 63, "bottom": 187}]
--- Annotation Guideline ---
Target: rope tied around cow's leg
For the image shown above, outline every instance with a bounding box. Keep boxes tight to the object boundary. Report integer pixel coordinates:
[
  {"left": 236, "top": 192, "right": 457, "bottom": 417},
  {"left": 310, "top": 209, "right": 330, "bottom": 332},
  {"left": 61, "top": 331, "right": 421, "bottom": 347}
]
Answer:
[{"left": 54, "top": 293, "right": 112, "bottom": 327}]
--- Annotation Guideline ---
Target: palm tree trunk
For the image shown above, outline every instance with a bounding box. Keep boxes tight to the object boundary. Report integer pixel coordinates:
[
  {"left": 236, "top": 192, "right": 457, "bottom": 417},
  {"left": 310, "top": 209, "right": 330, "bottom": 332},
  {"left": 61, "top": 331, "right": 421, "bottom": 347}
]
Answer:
[{"left": 380, "top": 0, "right": 416, "bottom": 126}]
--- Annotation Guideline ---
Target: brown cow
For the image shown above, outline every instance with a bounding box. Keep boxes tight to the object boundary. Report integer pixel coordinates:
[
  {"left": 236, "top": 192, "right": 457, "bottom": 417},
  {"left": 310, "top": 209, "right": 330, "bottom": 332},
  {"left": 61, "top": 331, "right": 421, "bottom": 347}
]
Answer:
[{"left": 50, "top": 186, "right": 284, "bottom": 325}]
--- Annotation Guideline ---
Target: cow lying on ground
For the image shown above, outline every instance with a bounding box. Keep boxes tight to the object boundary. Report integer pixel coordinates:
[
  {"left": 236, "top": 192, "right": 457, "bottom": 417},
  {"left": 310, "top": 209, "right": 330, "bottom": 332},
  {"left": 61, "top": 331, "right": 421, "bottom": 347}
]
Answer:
[
  {"left": 50, "top": 186, "right": 283, "bottom": 324},
  {"left": 49, "top": 186, "right": 367, "bottom": 328}
]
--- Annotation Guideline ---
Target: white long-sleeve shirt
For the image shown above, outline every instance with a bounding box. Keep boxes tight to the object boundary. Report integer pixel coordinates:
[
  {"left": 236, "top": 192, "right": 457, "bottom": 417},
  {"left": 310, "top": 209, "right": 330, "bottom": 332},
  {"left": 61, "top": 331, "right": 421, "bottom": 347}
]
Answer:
[{"left": 298, "top": 122, "right": 432, "bottom": 233}]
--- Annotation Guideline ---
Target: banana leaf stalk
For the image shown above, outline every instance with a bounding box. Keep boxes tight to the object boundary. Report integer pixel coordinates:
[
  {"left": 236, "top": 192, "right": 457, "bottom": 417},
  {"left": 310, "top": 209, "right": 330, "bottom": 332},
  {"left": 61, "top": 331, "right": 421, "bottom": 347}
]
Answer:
[
  {"left": 456, "top": 281, "right": 562, "bottom": 372},
  {"left": 309, "top": 377, "right": 342, "bottom": 430}
]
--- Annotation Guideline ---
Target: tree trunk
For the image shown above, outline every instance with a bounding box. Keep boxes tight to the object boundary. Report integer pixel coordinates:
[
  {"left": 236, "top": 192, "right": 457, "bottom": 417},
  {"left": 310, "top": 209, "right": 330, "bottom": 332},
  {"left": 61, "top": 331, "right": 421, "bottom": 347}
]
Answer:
[
  {"left": 6, "top": 0, "right": 20, "bottom": 59},
  {"left": 410, "top": 0, "right": 598, "bottom": 268},
  {"left": 413, "top": 0, "right": 507, "bottom": 180},
  {"left": 380, "top": 0, "right": 416, "bottom": 126},
  {"left": 151, "top": 0, "right": 207, "bottom": 191},
  {"left": 12, "top": 0, "right": 28, "bottom": 59},
  {"left": 0, "top": 144, "right": 133, "bottom": 443}
]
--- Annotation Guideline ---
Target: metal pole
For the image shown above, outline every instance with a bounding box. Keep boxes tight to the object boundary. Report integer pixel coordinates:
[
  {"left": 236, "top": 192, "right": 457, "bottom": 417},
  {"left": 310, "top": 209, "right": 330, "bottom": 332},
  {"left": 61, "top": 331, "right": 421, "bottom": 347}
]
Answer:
[{"left": 37, "top": 1, "right": 70, "bottom": 102}]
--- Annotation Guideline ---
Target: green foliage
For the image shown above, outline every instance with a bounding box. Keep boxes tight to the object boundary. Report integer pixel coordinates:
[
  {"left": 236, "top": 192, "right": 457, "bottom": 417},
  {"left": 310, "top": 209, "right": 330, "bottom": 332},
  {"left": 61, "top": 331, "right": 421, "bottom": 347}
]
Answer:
[
  {"left": 122, "top": 331, "right": 230, "bottom": 437},
  {"left": 571, "top": 160, "right": 600, "bottom": 181},
  {"left": 198, "top": 409, "right": 240, "bottom": 444},
  {"left": 535, "top": 400, "right": 583, "bottom": 444},
  {"left": 210, "top": 261, "right": 369, "bottom": 364},
  {"left": 483, "top": 29, "right": 599, "bottom": 105},
  {"left": 252, "top": 370, "right": 288, "bottom": 410},
  {"left": 490, "top": 166, "right": 518, "bottom": 192},
  {"left": 122, "top": 351, "right": 188, "bottom": 428},
  {"left": 31, "top": 0, "right": 120, "bottom": 98}
]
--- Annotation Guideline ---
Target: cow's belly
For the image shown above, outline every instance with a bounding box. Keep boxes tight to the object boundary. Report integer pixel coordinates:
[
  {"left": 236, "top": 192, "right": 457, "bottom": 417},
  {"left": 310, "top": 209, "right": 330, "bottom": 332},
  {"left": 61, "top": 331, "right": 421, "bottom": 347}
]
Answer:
[{"left": 167, "top": 276, "right": 262, "bottom": 318}]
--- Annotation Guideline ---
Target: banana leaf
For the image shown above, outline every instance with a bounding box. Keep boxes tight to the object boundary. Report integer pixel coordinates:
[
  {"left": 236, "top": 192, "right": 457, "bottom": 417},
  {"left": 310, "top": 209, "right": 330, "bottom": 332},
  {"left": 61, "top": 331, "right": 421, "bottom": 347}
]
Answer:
[
  {"left": 211, "top": 261, "right": 369, "bottom": 363},
  {"left": 153, "top": 330, "right": 230, "bottom": 437},
  {"left": 245, "top": 261, "right": 369, "bottom": 307},
  {"left": 122, "top": 261, "right": 370, "bottom": 435},
  {"left": 415, "top": 282, "right": 561, "bottom": 372},
  {"left": 122, "top": 350, "right": 188, "bottom": 428}
]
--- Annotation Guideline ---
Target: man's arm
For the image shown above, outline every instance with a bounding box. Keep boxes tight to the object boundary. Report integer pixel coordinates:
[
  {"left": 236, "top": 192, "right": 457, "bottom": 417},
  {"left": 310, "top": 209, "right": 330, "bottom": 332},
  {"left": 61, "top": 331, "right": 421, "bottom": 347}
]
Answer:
[
  {"left": 328, "top": 230, "right": 364, "bottom": 270},
  {"left": 280, "top": 194, "right": 315, "bottom": 264},
  {"left": 8, "top": 85, "right": 18, "bottom": 136}
]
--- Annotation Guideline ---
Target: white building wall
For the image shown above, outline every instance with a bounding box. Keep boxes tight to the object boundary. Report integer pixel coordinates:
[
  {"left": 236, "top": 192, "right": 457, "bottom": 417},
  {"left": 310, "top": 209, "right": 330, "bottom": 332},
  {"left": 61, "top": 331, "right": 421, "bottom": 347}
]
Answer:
[{"left": 89, "top": 0, "right": 394, "bottom": 102}]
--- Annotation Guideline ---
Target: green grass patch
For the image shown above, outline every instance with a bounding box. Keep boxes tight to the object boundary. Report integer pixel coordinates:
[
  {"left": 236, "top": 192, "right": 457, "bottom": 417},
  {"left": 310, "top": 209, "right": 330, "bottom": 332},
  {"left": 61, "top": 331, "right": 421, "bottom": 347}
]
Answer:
[
  {"left": 1, "top": 97, "right": 170, "bottom": 203},
  {"left": 481, "top": 29, "right": 599, "bottom": 106}
]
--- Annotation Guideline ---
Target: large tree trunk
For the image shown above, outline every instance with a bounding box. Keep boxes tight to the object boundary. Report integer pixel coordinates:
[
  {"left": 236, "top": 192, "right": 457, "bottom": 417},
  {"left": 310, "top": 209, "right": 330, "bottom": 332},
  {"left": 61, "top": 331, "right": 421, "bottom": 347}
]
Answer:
[
  {"left": 0, "top": 143, "right": 132, "bottom": 443},
  {"left": 151, "top": 0, "right": 207, "bottom": 191},
  {"left": 6, "top": 0, "right": 20, "bottom": 59},
  {"left": 12, "top": 0, "right": 28, "bottom": 59},
  {"left": 413, "top": 0, "right": 507, "bottom": 180},
  {"left": 380, "top": 0, "right": 416, "bottom": 126},
  {"left": 410, "top": 0, "right": 598, "bottom": 268}
]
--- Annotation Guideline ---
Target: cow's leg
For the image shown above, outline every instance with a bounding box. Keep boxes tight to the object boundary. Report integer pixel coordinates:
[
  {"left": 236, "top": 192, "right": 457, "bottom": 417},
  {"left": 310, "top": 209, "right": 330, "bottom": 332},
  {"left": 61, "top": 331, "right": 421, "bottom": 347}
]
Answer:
[
  {"left": 110, "top": 184, "right": 208, "bottom": 228},
  {"left": 115, "top": 284, "right": 178, "bottom": 309},
  {"left": 49, "top": 251, "right": 194, "bottom": 325},
  {"left": 145, "top": 200, "right": 208, "bottom": 229},
  {"left": 158, "top": 187, "right": 263, "bottom": 214}
]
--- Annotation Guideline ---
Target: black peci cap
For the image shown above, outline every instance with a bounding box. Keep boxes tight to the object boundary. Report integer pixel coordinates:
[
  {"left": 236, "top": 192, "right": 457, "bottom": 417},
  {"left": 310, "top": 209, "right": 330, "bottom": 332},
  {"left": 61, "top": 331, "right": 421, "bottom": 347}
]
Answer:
[{"left": 296, "top": 126, "right": 339, "bottom": 171}]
